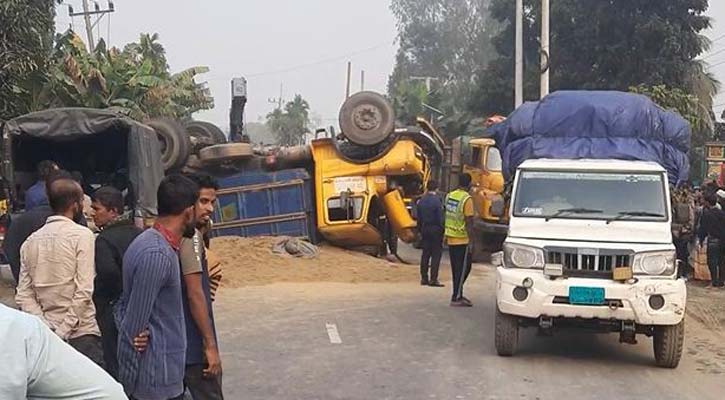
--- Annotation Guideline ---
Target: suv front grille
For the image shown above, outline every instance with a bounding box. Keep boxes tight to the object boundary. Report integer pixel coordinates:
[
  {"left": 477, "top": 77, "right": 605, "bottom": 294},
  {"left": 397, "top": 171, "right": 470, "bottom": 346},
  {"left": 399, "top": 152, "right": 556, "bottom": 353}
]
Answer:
[{"left": 545, "top": 248, "right": 632, "bottom": 278}]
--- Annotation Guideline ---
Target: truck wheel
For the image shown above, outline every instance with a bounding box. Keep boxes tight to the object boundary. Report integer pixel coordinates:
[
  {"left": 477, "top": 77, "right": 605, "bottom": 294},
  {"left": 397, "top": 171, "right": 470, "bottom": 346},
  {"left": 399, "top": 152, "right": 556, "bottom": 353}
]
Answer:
[
  {"left": 339, "top": 91, "right": 394, "bottom": 146},
  {"left": 185, "top": 120, "right": 227, "bottom": 144},
  {"left": 653, "top": 320, "right": 684, "bottom": 368},
  {"left": 147, "top": 118, "right": 191, "bottom": 171},
  {"left": 495, "top": 307, "right": 519, "bottom": 357}
]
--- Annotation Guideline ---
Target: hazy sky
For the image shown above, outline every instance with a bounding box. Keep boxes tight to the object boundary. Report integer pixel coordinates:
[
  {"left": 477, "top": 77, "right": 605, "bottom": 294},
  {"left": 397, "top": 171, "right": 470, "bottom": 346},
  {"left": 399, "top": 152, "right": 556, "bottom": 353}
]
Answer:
[
  {"left": 56, "top": 1, "right": 725, "bottom": 127},
  {"left": 705, "top": 1, "right": 725, "bottom": 120},
  {"left": 56, "top": 0, "right": 398, "bottom": 130}
]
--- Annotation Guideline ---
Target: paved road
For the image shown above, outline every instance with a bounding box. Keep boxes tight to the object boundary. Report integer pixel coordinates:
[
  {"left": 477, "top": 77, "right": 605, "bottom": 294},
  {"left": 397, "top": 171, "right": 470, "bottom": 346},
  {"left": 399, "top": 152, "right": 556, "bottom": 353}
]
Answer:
[{"left": 214, "top": 264, "right": 725, "bottom": 400}]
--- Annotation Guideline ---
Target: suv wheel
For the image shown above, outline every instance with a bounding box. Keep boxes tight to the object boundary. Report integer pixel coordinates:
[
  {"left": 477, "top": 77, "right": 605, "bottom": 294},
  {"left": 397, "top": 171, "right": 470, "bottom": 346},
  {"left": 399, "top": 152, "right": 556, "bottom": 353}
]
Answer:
[
  {"left": 653, "top": 319, "right": 684, "bottom": 368},
  {"left": 495, "top": 306, "right": 519, "bottom": 356}
]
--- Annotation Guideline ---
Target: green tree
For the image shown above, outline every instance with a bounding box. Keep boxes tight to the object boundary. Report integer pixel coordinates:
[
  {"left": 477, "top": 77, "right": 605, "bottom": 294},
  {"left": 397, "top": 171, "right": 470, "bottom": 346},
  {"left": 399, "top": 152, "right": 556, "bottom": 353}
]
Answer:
[
  {"left": 630, "top": 84, "right": 713, "bottom": 182},
  {"left": 0, "top": 0, "right": 60, "bottom": 120},
  {"left": 388, "top": 0, "right": 498, "bottom": 125},
  {"left": 265, "top": 95, "right": 311, "bottom": 146},
  {"left": 470, "top": 0, "right": 717, "bottom": 117},
  {"left": 30, "top": 30, "right": 213, "bottom": 120}
]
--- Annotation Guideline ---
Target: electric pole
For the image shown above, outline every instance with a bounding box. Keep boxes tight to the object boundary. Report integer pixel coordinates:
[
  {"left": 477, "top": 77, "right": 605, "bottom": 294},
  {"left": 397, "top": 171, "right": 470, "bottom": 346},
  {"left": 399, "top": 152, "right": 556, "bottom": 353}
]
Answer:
[
  {"left": 268, "top": 83, "right": 285, "bottom": 110},
  {"left": 346, "top": 62, "right": 352, "bottom": 98},
  {"left": 540, "top": 0, "right": 550, "bottom": 98},
  {"left": 81, "top": 0, "right": 94, "bottom": 50},
  {"left": 515, "top": 0, "right": 523, "bottom": 107},
  {"left": 68, "top": 1, "right": 116, "bottom": 52},
  {"left": 361, "top": 70, "right": 365, "bottom": 92}
]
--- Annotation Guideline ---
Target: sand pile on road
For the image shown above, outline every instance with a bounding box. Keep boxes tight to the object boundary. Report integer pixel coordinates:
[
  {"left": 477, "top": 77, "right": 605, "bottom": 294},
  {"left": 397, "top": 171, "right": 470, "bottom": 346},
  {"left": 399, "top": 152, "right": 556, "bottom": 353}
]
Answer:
[{"left": 211, "top": 236, "right": 418, "bottom": 287}]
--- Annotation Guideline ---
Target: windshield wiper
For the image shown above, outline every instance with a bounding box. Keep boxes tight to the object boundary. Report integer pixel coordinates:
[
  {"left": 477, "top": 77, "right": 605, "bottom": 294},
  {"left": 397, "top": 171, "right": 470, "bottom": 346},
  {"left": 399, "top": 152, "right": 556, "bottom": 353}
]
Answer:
[
  {"left": 606, "top": 211, "right": 665, "bottom": 225},
  {"left": 545, "top": 208, "right": 603, "bottom": 222}
]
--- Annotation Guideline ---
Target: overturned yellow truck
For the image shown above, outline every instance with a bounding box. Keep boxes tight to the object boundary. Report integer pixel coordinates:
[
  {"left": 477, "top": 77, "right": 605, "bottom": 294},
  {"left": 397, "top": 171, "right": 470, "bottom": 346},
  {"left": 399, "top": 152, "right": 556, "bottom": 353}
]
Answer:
[{"left": 269, "top": 92, "right": 443, "bottom": 255}]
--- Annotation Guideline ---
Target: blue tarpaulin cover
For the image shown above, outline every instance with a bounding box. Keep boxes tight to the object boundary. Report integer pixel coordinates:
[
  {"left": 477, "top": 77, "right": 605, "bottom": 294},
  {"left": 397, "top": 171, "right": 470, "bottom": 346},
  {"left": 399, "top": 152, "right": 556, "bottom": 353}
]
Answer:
[{"left": 488, "top": 91, "right": 691, "bottom": 185}]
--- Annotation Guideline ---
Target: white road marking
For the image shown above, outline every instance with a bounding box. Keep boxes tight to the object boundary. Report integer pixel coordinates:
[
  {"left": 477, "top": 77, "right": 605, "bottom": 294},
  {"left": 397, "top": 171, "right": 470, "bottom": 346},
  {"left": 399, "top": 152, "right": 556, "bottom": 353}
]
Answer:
[{"left": 325, "top": 323, "right": 342, "bottom": 344}]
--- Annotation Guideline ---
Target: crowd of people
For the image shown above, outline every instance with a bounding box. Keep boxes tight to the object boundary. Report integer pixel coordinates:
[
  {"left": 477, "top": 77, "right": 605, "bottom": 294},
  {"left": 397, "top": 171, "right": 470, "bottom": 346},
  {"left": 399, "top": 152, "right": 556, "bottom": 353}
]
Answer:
[
  {"left": 673, "top": 181, "right": 725, "bottom": 288},
  {"left": 1, "top": 162, "right": 226, "bottom": 400}
]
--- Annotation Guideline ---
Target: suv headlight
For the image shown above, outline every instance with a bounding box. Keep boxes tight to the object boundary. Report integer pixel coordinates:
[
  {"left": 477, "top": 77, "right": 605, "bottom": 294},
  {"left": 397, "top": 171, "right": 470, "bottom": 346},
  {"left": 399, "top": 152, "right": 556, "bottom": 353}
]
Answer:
[
  {"left": 503, "top": 243, "right": 545, "bottom": 269},
  {"left": 632, "top": 251, "right": 676, "bottom": 276}
]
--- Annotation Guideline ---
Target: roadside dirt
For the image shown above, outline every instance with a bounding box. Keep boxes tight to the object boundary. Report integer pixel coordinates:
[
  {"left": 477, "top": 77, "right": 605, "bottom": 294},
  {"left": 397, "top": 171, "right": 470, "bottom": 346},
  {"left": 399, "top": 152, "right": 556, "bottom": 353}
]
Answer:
[{"left": 210, "top": 236, "right": 421, "bottom": 288}]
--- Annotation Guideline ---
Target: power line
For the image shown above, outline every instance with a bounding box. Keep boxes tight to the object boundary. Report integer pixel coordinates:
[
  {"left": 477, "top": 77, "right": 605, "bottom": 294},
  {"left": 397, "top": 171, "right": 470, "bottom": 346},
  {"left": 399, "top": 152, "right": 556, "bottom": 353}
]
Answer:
[
  {"left": 703, "top": 47, "right": 725, "bottom": 60},
  {"left": 711, "top": 33, "right": 725, "bottom": 45},
  {"left": 246, "top": 42, "right": 390, "bottom": 78},
  {"left": 709, "top": 58, "right": 725, "bottom": 69}
]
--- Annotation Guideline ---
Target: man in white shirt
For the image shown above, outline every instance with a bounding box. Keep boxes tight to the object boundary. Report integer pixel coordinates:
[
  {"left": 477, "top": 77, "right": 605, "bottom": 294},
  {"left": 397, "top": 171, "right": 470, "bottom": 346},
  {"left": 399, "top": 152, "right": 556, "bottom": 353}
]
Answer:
[{"left": 0, "top": 303, "right": 127, "bottom": 399}]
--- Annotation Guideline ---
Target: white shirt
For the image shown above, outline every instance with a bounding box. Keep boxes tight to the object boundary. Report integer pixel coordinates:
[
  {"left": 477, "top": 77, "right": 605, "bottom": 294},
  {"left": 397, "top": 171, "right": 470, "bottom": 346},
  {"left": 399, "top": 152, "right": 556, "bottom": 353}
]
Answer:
[
  {"left": 0, "top": 304, "right": 127, "bottom": 399},
  {"left": 16, "top": 215, "right": 100, "bottom": 340}
]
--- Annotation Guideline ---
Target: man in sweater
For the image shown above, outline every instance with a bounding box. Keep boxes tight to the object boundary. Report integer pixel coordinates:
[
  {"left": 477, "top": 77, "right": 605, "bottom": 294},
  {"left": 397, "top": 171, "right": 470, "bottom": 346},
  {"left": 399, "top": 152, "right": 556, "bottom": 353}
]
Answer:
[
  {"left": 416, "top": 180, "right": 445, "bottom": 287},
  {"left": 15, "top": 175, "right": 103, "bottom": 365},
  {"left": 179, "top": 173, "right": 224, "bottom": 399},
  {"left": 115, "top": 175, "right": 199, "bottom": 400},
  {"left": 92, "top": 186, "right": 143, "bottom": 379}
]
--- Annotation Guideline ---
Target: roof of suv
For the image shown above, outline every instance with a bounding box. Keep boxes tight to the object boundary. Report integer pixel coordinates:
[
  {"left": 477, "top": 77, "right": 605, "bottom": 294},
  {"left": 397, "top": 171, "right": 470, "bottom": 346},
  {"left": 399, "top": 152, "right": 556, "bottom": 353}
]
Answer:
[{"left": 518, "top": 158, "right": 666, "bottom": 173}]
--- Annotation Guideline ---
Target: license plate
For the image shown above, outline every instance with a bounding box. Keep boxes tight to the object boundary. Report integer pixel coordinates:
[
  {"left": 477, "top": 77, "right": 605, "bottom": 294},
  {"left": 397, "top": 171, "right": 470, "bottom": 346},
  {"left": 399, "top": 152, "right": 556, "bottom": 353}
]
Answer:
[{"left": 569, "top": 286, "right": 605, "bottom": 305}]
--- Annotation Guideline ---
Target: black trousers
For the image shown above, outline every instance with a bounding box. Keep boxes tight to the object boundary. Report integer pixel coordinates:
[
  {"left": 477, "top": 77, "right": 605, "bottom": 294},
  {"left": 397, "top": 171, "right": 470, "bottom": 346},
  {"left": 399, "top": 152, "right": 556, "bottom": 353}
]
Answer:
[
  {"left": 449, "top": 244, "right": 472, "bottom": 301},
  {"left": 673, "top": 237, "right": 690, "bottom": 278},
  {"left": 95, "top": 300, "right": 119, "bottom": 379},
  {"left": 707, "top": 239, "right": 725, "bottom": 286},
  {"left": 185, "top": 364, "right": 224, "bottom": 400},
  {"left": 420, "top": 232, "right": 443, "bottom": 282},
  {"left": 68, "top": 334, "right": 105, "bottom": 368}
]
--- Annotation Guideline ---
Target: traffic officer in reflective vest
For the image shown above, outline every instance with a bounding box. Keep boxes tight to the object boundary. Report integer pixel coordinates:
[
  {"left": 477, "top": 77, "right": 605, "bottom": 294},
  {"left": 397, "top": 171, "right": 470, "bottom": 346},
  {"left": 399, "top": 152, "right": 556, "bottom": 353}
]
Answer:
[{"left": 445, "top": 173, "right": 475, "bottom": 307}]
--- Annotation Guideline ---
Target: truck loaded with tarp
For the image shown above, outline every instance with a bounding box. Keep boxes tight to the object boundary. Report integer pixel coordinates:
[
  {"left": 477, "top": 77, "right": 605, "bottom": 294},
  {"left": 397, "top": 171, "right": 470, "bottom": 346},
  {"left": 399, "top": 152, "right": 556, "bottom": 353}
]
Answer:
[
  {"left": 488, "top": 91, "right": 689, "bottom": 368},
  {"left": 0, "top": 108, "right": 164, "bottom": 220},
  {"left": 488, "top": 91, "right": 690, "bottom": 186}
]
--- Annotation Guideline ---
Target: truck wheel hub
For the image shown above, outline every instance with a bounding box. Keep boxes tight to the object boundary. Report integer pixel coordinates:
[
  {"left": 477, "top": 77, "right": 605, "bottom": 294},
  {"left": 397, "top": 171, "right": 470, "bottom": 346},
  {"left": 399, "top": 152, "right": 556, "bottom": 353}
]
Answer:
[{"left": 352, "top": 105, "right": 382, "bottom": 131}]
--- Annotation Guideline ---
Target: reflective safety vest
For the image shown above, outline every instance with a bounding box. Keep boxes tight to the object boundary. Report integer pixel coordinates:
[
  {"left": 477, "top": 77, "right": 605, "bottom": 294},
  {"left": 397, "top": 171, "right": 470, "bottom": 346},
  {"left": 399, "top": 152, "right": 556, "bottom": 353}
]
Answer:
[{"left": 444, "top": 189, "right": 471, "bottom": 239}]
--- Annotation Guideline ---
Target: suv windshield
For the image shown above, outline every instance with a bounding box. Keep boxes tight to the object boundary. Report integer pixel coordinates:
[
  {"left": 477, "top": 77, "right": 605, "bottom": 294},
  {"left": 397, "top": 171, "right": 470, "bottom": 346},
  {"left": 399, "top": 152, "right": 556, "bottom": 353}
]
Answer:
[{"left": 513, "top": 170, "right": 667, "bottom": 221}]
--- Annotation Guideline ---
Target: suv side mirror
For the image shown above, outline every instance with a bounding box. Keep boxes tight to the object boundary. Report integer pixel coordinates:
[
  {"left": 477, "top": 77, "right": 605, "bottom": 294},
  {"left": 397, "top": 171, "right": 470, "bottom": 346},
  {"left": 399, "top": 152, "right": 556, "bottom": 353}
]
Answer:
[{"left": 490, "top": 197, "right": 505, "bottom": 218}]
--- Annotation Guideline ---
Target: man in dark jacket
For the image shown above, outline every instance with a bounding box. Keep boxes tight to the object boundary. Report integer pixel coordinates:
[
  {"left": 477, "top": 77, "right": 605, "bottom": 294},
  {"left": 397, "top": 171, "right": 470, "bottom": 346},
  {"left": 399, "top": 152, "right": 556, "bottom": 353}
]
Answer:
[
  {"left": 697, "top": 193, "right": 725, "bottom": 287},
  {"left": 91, "top": 186, "right": 142, "bottom": 379},
  {"left": 416, "top": 180, "right": 445, "bottom": 287}
]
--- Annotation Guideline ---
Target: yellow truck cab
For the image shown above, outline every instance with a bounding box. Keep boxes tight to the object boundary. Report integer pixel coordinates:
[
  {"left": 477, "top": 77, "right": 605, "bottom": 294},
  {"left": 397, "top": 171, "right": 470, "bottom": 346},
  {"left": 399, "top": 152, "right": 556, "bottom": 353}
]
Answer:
[{"left": 310, "top": 136, "right": 427, "bottom": 254}]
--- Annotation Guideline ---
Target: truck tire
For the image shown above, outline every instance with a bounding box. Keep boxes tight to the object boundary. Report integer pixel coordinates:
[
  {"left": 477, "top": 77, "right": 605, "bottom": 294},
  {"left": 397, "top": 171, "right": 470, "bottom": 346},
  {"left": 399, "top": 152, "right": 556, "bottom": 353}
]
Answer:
[
  {"left": 185, "top": 120, "right": 227, "bottom": 144},
  {"left": 495, "top": 307, "right": 519, "bottom": 357},
  {"left": 147, "top": 118, "right": 191, "bottom": 171},
  {"left": 653, "top": 320, "right": 684, "bottom": 368},
  {"left": 199, "top": 143, "right": 254, "bottom": 163},
  {"left": 339, "top": 91, "right": 394, "bottom": 146}
]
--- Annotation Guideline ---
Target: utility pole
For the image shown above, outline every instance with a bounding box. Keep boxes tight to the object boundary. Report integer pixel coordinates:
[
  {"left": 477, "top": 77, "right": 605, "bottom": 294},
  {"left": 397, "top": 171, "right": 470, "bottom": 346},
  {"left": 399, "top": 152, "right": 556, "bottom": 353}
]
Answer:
[
  {"left": 361, "top": 70, "right": 365, "bottom": 91},
  {"left": 540, "top": 0, "right": 550, "bottom": 98},
  {"left": 69, "top": 1, "right": 115, "bottom": 52},
  {"left": 81, "top": 0, "right": 94, "bottom": 50},
  {"left": 346, "top": 62, "right": 352, "bottom": 98},
  {"left": 515, "top": 0, "right": 523, "bottom": 107},
  {"left": 268, "top": 83, "right": 284, "bottom": 110}
]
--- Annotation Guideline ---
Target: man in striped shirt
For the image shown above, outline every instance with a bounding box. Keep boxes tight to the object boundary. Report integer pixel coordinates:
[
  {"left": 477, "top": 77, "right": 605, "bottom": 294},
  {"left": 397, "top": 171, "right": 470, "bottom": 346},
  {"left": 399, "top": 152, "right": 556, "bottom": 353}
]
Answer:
[{"left": 115, "top": 175, "right": 199, "bottom": 400}]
